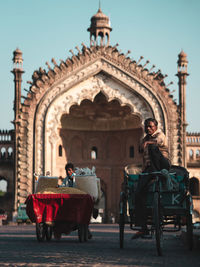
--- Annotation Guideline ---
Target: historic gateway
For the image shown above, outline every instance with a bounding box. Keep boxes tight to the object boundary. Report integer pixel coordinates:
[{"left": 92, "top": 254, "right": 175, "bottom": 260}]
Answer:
[{"left": 1, "top": 7, "right": 199, "bottom": 222}]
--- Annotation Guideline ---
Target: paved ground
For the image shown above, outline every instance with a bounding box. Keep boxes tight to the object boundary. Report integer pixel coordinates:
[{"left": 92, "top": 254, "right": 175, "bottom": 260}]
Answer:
[{"left": 0, "top": 224, "right": 199, "bottom": 267}]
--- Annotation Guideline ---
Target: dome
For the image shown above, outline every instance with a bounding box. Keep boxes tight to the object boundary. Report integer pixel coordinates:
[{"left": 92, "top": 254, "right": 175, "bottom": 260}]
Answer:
[
  {"left": 177, "top": 50, "right": 188, "bottom": 65},
  {"left": 178, "top": 50, "right": 187, "bottom": 59},
  {"left": 87, "top": 7, "right": 112, "bottom": 47},
  {"left": 14, "top": 48, "right": 22, "bottom": 54},
  {"left": 89, "top": 8, "right": 111, "bottom": 30},
  {"left": 13, "top": 48, "right": 23, "bottom": 63}
]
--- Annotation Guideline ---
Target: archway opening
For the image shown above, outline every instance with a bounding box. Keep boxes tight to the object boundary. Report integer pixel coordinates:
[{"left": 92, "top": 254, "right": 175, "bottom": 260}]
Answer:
[
  {"left": 0, "top": 178, "right": 8, "bottom": 196},
  {"left": 189, "top": 177, "right": 199, "bottom": 196},
  {"left": 58, "top": 91, "right": 143, "bottom": 221}
]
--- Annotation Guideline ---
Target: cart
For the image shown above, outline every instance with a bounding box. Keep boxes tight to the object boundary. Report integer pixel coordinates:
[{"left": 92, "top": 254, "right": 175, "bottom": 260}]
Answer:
[
  {"left": 25, "top": 193, "right": 93, "bottom": 242},
  {"left": 119, "top": 165, "right": 193, "bottom": 256}
]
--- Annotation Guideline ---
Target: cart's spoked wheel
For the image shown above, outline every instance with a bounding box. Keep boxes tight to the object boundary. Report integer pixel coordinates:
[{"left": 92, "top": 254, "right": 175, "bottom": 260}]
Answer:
[
  {"left": 153, "top": 192, "right": 163, "bottom": 256},
  {"left": 36, "top": 223, "right": 46, "bottom": 242},
  {"left": 78, "top": 224, "right": 85, "bottom": 242},
  {"left": 45, "top": 225, "right": 53, "bottom": 241}
]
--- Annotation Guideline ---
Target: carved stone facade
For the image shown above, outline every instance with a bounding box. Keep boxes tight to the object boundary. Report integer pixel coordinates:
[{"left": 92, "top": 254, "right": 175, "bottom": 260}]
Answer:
[
  {"left": 13, "top": 39, "right": 181, "bottom": 220},
  {"left": 186, "top": 133, "right": 200, "bottom": 222},
  {"left": 0, "top": 130, "right": 14, "bottom": 220},
  {"left": 1, "top": 7, "right": 198, "bottom": 221}
]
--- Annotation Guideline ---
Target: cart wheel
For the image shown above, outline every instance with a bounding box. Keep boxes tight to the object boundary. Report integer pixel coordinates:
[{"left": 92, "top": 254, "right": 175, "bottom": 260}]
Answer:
[
  {"left": 186, "top": 196, "right": 193, "bottom": 250},
  {"left": 45, "top": 225, "right": 53, "bottom": 241},
  {"left": 36, "top": 223, "right": 46, "bottom": 242},
  {"left": 84, "top": 225, "right": 88, "bottom": 242},
  {"left": 78, "top": 224, "right": 84, "bottom": 242},
  {"left": 153, "top": 192, "right": 163, "bottom": 256}
]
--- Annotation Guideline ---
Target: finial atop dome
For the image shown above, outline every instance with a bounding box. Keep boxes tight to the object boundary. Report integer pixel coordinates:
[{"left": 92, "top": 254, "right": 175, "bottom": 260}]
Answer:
[
  {"left": 87, "top": 5, "right": 112, "bottom": 47},
  {"left": 178, "top": 49, "right": 187, "bottom": 59},
  {"left": 99, "top": 0, "right": 101, "bottom": 11}
]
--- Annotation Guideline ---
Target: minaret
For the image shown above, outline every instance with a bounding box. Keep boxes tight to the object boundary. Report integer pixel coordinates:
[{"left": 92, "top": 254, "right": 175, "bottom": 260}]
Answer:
[
  {"left": 87, "top": 6, "right": 112, "bottom": 47},
  {"left": 11, "top": 48, "right": 24, "bottom": 124},
  {"left": 11, "top": 48, "right": 24, "bottom": 214},
  {"left": 176, "top": 50, "right": 189, "bottom": 167}
]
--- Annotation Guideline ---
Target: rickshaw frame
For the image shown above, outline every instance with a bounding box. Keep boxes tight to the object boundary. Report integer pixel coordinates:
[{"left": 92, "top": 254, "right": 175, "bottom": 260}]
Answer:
[{"left": 119, "top": 165, "right": 193, "bottom": 256}]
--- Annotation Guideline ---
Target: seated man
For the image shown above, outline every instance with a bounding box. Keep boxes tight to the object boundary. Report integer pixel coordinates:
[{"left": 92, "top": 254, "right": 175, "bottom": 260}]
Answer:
[{"left": 132, "top": 118, "right": 171, "bottom": 238}]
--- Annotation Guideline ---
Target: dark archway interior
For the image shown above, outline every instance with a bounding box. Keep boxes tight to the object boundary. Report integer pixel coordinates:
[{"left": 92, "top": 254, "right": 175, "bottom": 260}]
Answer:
[
  {"left": 58, "top": 91, "right": 143, "bottom": 222},
  {"left": 61, "top": 92, "right": 141, "bottom": 131}
]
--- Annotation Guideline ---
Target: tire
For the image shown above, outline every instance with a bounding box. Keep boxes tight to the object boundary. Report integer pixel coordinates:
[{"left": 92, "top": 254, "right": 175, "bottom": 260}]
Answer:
[
  {"left": 153, "top": 192, "right": 163, "bottom": 256},
  {"left": 36, "top": 223, "right": 46, "bottom": 242},
  {"left": 45, "top": 225, "right": 53, "bottom": 241},
  {"left": 78, "top": 224, "right": 84, "bottom": 242}
]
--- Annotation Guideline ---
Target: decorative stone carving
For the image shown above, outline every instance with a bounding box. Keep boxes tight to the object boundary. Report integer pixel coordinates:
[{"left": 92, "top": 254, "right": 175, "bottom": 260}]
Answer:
[{"left": 15, "top": 45, "right": 179, "bottom": 204}]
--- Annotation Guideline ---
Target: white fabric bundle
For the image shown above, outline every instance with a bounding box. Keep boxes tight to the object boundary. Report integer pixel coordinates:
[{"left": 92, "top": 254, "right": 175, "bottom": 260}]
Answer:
[{"left": 75, "top": 175, "right": 99, "bottom": 201}]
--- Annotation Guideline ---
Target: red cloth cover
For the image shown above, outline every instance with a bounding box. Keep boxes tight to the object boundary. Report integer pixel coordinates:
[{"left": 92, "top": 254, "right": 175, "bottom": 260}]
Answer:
[{"left": 25, "top": 194, "right": 93, "bottom": 225}]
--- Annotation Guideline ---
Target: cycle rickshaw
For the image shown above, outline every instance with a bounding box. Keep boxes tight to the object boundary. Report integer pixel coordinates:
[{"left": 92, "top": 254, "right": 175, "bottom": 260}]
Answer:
[{"left": 119, "top": 165, "right": 193, "bottom": 256}]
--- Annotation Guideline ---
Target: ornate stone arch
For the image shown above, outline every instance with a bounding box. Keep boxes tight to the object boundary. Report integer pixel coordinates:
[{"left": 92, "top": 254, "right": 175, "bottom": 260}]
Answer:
[
  {"left": 16, "top": 46, "right": 179, "bottom": 205},
  {"left": 33, "top": 67, "right": 176, "bottom": 176}
]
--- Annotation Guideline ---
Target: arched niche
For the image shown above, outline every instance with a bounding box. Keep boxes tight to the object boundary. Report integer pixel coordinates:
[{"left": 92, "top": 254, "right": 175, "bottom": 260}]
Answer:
[{"left": 189, "top": 177, "right": 200, "bottom": 196}]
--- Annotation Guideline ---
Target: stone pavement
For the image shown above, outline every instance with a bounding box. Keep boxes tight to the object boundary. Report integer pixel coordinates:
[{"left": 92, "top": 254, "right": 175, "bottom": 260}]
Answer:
[
  {"left": 181, "top": 228, "right": 200, "bottom": 249},
  {"left": 0, "top": 224, "right": 199, "bottom": 267}
]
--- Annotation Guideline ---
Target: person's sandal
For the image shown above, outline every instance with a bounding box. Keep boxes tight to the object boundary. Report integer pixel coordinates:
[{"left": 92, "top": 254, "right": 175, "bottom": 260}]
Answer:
[
  {"left": 131, "top": 231, "right": 145, "bottom": 239},
  {"left": 131, "top": 229, "right": 149, "bottom": 239}
]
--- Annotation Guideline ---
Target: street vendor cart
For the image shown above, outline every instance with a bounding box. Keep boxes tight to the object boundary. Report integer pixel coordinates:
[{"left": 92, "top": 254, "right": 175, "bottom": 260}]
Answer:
[{"left": 25, "top": 176, "right": 94, "bottom": 242}]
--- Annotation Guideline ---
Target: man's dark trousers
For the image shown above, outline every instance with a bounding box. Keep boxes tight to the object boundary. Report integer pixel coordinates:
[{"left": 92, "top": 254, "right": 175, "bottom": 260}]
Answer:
[{"left": 134, "top": 144, "right": 170, "bottom": 229}]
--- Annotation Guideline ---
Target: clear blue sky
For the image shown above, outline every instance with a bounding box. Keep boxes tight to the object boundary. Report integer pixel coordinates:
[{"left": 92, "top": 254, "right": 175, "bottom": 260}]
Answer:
[{"left": 0, "top": 0, "right": 199, "bottom": 132}]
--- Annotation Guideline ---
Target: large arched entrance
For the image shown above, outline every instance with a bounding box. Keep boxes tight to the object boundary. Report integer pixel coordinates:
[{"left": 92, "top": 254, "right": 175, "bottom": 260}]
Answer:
[
  {"left": 55, "top": 91, "right": 143, "bottom": 220},
  {"left": 15, "top": 47, "right": 180, "bottom": 215},
  {"left": 33, "top": 71, "right": 169, "bottom": 221}
]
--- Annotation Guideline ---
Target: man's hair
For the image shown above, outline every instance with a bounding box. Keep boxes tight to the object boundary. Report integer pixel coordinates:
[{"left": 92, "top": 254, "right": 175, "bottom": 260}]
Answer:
[
  {"left": 144, "top": 118, "right": 158, "bottom": 127},
  {"left": 65, "top": 162, "right": 74, "bottom": 172}
]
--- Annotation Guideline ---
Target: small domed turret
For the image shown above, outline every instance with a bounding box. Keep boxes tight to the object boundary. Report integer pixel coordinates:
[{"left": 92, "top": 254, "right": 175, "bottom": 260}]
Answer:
[
  {"left": 88, "top": 7, "right": 112, "bottom": 47},
  {"left": 12, "top": 48, "right": 23, "bottom": 70},
  {"left": 177, "top": 50, "right": 188, "bottom": 73}
]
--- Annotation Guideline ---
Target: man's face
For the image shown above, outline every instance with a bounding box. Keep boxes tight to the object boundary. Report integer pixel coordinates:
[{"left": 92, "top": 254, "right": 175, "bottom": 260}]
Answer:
[{"left": 145, "top": 121, "right": 157, "bottom": 135}]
